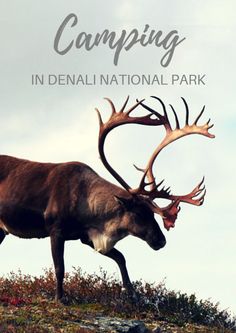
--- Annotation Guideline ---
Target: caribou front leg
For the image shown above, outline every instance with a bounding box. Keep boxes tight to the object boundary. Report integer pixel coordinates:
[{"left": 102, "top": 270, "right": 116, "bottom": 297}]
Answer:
[
  {"left": 50, "top": 232, "right": 65, "bottom": 302},
  {"left": 81, "top": 237, "right": 137, "bottom": 300},
  {"left": 104, "top": 248, "right": 139, "bottom": 301},
  {"left": 104, "top": 248, "right": 136, "bottom": 296}
]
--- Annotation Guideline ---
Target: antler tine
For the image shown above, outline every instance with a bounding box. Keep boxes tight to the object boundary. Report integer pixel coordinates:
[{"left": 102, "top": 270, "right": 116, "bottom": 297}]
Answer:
[
  {"left": 130, "top": 169, "right": 155, "bottom": 195},
  {"left": 151, "top": 96, "right": 172, "bottom": 131},
  {"left": 168, "top": 177, "right": 207, "bottom": 206},
  {"left": 181, "top": 97, "right": 190, "bottom": 125},
  {"left": 151, "top": 96, "right": 168, "bottom": 119},
  {"left": 194, "top": 105, "right": 205, "bottom": 125},
  {"left": 169, "top": 104, "right": 180, "bottom": 129},
  {"left": 208, "top": 123, "right": 214, "bottom": 130},
  {"left": 120, "top": 95, "right": 130, "bottom": 112},
  {"left": 137, "top": 99, "right": 163, "bottom": 120},
  {"left": 104, "top": 97, "right": 116, "bottom": 116},
  {"left": 198, "top": 176, "right": 205, "bottom": 188},
  {"left": 156, "top": 179, "right": 165, "bottom": 188},
  {"left": 131, "top": 164, "right": 171, "bottom": 199},
  {"left": 198, "top": 189, "right": 206, "bottom": 206},
  {"left": 133, "top": 164, "right": 145, "bottom": 173},
  {"left": 126, "top": 98, "right": 145, "bottom": 115},
  {"left": 193, "top": 105, "right": 215, "bottom": 137},
  {"left": 95, "top": 108, "right": 104, "bottom": 127},
  {"left": 103, "top": 97, "right": 164, "bottom": 127},
  {"left": 132, "top": 162, "right": 173, "bottom": 200},
  {"left": 150, "top": 179, "right": 171, "bottom": 198}
]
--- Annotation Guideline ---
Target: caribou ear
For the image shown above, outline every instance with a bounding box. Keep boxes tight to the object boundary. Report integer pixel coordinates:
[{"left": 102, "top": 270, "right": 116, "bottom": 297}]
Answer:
[{"left": 114, "top": 196, "right": 133, "bottom": 209}]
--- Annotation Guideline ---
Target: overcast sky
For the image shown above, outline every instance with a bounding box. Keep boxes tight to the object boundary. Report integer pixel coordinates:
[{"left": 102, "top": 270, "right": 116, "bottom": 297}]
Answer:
[{"left": 0, "top": 0, "right": 236, "bottom": 315}]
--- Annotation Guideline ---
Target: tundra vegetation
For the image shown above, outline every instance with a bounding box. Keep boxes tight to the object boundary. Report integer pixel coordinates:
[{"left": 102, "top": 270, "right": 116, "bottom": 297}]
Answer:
[{"left": 0, "top": 268, "right": 235, "bottom": 333}]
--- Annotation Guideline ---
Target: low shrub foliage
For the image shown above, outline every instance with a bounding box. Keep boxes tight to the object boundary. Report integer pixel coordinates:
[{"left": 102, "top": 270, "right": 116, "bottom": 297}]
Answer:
[{"left": 0, "top": 267, "right": 235, "bottom": 331}]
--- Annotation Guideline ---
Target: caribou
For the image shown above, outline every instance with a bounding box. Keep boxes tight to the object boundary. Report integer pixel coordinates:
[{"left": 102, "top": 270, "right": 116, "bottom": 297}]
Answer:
[{"left": 0, "top": 96, "right": 214, "bottom": 301}]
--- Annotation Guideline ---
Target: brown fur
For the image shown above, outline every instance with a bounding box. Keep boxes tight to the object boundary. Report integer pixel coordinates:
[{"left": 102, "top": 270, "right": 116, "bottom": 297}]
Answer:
[{"left": 0, "top": 154, "right": 166, "bottom": 300}]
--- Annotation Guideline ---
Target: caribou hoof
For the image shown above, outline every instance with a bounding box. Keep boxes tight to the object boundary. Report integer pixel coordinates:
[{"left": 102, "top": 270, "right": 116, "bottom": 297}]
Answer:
[{"left": 121, "top": 287, "right": 139, "bottom": 302}]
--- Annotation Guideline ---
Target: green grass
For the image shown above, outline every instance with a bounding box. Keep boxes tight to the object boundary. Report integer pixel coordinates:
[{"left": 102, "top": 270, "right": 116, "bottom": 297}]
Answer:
[{"left": 0, "top": 268, "right": 235, "bottom": 332}]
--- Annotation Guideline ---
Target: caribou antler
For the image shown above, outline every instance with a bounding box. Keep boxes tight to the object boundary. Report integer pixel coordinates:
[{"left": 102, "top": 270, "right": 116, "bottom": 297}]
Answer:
[
  {"left": 133, "top": 97, "right": 214, "bottom": 193},
  {"left": 131, "top": 97, "right": 215, "bottom": 230},
  {"left": 95, "top": 96, "right": 163, "bottom": 191}
]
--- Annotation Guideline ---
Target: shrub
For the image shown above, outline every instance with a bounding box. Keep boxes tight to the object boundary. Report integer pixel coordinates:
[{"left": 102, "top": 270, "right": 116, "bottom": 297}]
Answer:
[{"left": 0, "top": 267, "right": 235, "bottom": 331}]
